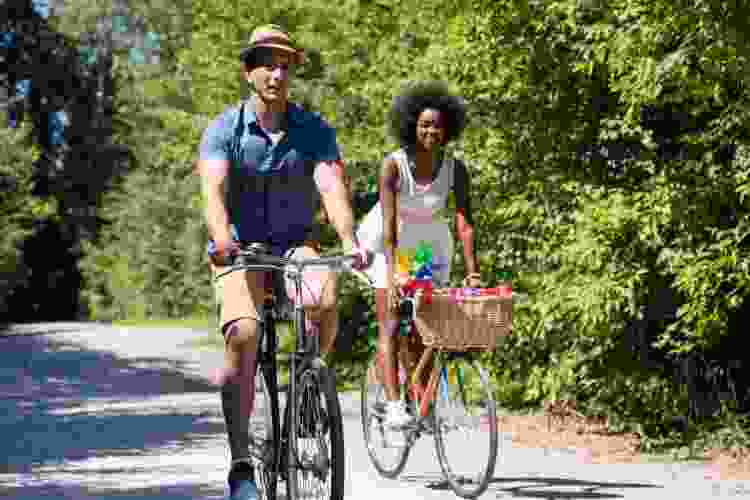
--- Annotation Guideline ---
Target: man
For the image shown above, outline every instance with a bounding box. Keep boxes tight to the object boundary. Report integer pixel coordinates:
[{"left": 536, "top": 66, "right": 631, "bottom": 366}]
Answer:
[{"left": 196, "top": 25, "right": 365, "bottom": 500}]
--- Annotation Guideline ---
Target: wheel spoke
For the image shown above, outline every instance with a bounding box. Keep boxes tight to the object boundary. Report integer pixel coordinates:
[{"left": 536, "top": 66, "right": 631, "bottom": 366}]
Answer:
[
  {"left": 434, "top": 357, "right": 498, "bottom": 498},
  {"left": 361, "top": 358, "right": 412, "bottom": 478},
  {"left": 288, "top": 368, "right": 343, "bottom": 500},
  {"left": 248, "top": 363, "right": 279, "bottom": 500}
]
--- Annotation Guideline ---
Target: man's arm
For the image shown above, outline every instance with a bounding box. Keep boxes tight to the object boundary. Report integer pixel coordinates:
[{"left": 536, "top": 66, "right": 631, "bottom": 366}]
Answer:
[
  {"left": 197, "top": 113, "right": 234, "bottom": 253},
  {"left": 199, "top": 159, "right": 232, "bottom": 244}
]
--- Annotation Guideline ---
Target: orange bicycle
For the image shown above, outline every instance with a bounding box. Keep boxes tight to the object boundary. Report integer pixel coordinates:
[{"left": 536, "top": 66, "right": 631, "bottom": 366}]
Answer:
[{"left": 360, "top": 281, "right": 515, "bottom": 498}]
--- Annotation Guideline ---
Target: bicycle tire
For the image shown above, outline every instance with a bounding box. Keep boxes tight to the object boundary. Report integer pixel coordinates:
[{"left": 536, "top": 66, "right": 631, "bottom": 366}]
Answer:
[
  {"left": 249, "top": 357, "right": 280, "bottom": 500},
  {"left": 287, "top": 365, "right": 345, "bottom": 500},
  {"left": 433, "top": 354, "right": 498, "bottom": 499},
  {"left": 360, "top": 357, "right": 411, "bottom": 479}
]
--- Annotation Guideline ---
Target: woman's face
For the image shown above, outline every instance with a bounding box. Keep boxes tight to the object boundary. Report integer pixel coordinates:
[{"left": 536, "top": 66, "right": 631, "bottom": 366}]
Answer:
[{"left": 416, "top": 108, "right": 447, "bottom": 151}]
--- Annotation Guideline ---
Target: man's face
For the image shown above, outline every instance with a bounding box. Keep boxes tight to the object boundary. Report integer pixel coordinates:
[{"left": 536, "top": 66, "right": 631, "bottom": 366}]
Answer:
[{"left": 246, "top": 47, "right": 293, "bottom": 104}]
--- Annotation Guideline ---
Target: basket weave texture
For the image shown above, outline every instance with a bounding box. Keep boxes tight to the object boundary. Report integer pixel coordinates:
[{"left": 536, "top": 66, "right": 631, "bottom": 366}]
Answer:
[{"left": 414, "top": 288, "right": 512, "bottom": 352}]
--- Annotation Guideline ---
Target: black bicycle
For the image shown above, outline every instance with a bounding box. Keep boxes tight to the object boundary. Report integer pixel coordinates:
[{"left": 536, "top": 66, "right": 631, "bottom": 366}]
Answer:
[{"left": 215, "top": 243, "right": 372, "bottom": 500}]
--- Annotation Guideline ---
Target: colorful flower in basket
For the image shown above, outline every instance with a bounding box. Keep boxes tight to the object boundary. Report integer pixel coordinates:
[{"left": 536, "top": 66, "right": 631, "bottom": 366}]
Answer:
[
  {"left": 395, "top": 241, "right": 434, "bottom": 304},
  {"left": 413, "top": 241, "right": 432, "bottom": 268}
]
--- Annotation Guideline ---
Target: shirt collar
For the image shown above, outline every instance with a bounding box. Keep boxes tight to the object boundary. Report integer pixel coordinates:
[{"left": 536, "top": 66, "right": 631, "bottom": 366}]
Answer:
[{"left": 243, "top": 98, "right": 308, "bottom": 129}]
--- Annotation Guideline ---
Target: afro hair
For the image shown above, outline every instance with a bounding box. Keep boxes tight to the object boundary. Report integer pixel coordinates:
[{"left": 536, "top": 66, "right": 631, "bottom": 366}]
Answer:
[{"left": 388, "top": 80, "right": 467, "bottom": 149}]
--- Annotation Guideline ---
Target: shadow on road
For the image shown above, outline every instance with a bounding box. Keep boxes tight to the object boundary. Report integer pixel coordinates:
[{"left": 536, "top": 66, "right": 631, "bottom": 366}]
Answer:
[
  {"left": 0, "top": 326, "right": 227, "bottom": 498},
  {"left": 0, "top": 482, "right": 225, "bottom": 499},
  {"left": 401, "top": 473, "right": 662, "bottom": 498}
]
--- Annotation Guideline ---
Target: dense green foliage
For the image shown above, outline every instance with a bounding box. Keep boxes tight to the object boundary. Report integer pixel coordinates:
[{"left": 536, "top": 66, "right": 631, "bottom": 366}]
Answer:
[
  {"left": 0, "top": 124, "right": 47, "bottom": 319},
  {"left": 80, "top": 0, "right": 750, "bottom": 426},
  {"left": 5, "top": 0, "right": 750, "bottom": 447},
  {"left": 444, "top": 0, "right": 750, "bottom": 439}
]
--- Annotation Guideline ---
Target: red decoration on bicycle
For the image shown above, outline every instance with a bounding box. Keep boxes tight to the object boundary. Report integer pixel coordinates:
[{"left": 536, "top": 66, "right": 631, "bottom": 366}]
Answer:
[{"left": 401, "top": 277, "right": 433, "bottom": 304}]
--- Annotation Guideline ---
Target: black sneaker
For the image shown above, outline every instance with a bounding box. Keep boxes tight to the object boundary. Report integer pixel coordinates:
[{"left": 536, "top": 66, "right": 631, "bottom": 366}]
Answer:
[{"left": 227, "top": 460, "right": 257, "bottom": 500}]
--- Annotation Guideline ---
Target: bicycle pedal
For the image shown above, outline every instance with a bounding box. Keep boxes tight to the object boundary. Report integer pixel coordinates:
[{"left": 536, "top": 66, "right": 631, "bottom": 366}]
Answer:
[
  {"left": 418, "top": 418, "right": 435, "bottom": 434},
  {"left": 387, "top": 420, "right": 416, "bottom": 432},
  {"left": 371, "top": 402, "right": 387, "bottom": 416}
]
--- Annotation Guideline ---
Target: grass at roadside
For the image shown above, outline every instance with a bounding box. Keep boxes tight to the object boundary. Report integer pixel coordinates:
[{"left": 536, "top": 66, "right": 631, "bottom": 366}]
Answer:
[
  {"left": 187, "top": 320, "right": 294, "bottom": 349},
  {"left": 113, "top": 315, "right": 214, "bottom": 330}
]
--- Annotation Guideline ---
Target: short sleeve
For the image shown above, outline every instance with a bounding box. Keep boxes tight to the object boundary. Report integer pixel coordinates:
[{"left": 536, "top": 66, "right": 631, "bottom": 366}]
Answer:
[
  {"left": 313, "top": 121, "right": 340, "bottom": 163},
  {"left": 198, "top": 112, "right": 233, "bottom": 161},
  {"left": 384, "top": 151, "right": 402, "bottom": 193}
]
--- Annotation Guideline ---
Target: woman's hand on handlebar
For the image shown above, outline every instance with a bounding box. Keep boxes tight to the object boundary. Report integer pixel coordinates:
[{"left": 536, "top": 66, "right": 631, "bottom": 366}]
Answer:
[
  {"left": 462, "top": 272, "right": 482, "bottom": 288},
  {"left": 345, "top": 241, "right": 373, "bottom": 271},
  {"left": 386, "top": 275, "right": 402, "bottom": 311}
]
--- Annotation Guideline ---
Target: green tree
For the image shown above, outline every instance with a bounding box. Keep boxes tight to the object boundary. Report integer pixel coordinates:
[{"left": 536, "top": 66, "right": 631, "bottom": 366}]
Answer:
[
  {"left": 0, "top": 124, "right": 51, "bottom": 319},
  {"left": 430, "top": 0, "right": 750, "bottom": 430},
  {"left": 74, "top": 0, "right": 750, "bottom": 440}
]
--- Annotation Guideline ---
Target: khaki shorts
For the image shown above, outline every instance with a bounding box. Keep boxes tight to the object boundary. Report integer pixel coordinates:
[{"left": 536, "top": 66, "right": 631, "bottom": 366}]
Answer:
[
  {"left": 211, "top": 244, "right": 335, "bottom": 334},
  {"left": 212, "top": 263, "right": 266, "bottom": 333}
]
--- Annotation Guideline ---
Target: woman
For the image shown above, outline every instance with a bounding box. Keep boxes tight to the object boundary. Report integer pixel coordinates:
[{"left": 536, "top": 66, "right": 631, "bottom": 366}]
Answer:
[{"left": 357, "top": 81, "right": 481, "bottom": 428}]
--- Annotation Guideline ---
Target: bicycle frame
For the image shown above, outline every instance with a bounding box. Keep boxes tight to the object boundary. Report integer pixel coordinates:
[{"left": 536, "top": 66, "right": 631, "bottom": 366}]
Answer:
[{"left": 392, "top": 323, "right": 442, "bottom": 419}]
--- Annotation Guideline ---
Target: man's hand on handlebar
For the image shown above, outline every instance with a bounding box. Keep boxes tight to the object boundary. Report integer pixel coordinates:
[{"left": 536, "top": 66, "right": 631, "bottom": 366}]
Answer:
[{"left": 209, "top": 237, "right": 240, "bottom": 267}]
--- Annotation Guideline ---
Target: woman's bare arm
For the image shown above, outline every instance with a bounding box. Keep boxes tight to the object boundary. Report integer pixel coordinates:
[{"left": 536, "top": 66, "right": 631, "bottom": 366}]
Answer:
[{"left": 454, "top": 159, "right": 479, "bottom": 277}]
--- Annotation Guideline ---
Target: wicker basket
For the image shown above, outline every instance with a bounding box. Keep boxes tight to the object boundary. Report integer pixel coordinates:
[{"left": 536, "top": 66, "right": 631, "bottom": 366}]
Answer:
[{"left": 413, "top": 288, "right": 512, "bottom": 352}]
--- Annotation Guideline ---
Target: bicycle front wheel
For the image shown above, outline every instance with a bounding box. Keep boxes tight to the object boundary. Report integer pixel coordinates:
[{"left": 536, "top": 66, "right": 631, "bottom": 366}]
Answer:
[
  {"left": 287, "top": 365, "right": 345, "bottom": 500},
  {"left": 249, "top": 360, "right": 279, "bottom": 500},
  {"left": 433, "top": 353, "right": 498, "bottom": 498}
]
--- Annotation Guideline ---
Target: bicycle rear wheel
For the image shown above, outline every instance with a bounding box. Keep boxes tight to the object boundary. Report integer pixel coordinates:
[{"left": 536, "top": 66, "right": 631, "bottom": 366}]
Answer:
[
  {"left": 287, "top": 365, "right": 345, "bottom": 500},
  {"left": 433, "top": 353, "right": 498, "bottom": 498},
  {"left": 249, "top": 360, "right": 279, "bottom": 500},
  {"left": 360, "top": 357, "right": 411, "bottom": 479}
]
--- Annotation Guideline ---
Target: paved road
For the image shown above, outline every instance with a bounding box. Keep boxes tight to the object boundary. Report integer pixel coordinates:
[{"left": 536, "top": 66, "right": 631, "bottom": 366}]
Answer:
[{"left": 1, "top": 322, "right": 749, "bottom": 499}]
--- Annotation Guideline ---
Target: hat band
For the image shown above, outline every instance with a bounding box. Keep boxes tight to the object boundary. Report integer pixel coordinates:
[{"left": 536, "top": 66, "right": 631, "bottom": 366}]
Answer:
[{"left": 253, "top": 34, "right": 295, "bottom": 49}]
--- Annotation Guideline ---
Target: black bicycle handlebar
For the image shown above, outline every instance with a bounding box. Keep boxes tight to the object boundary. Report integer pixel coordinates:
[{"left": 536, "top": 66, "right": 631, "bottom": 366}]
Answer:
[
  {"left": 214, "top": 247, "right": 374, "bottom": 287},
  {"left": 233, "top": 249, "right": 359, "bottom": 270}
]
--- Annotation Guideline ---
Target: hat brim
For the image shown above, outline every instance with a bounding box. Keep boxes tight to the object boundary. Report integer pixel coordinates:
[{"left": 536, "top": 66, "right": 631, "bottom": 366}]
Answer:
[{"left": 240, "top": 44, "right": 304, "bottom": 65}]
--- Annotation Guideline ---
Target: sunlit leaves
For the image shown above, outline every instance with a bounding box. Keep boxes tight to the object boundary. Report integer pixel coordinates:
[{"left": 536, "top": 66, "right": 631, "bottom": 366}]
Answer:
[
  {"left": 0, "top": 124, "right": 42, "bottom": 313},
  {"left": 60, "top": 0, "right": 750, "bottom": 428}
]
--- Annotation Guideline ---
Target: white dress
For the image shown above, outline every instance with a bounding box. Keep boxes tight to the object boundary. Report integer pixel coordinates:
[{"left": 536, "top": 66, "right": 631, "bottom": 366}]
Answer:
[{"left": 356, "top": 149, "right": 455, "bottom": 288}]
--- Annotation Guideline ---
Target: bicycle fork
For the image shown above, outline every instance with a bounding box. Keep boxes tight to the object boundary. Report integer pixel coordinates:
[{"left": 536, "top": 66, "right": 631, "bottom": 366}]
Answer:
[{"left": 283, "top": 299, "right": 326, "bottom": 477}]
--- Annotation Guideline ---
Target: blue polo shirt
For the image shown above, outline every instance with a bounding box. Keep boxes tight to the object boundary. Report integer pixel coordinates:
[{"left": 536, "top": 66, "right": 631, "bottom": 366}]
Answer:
[{"left": 199, "top": 99, "right": 340, "bottom": 255}]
